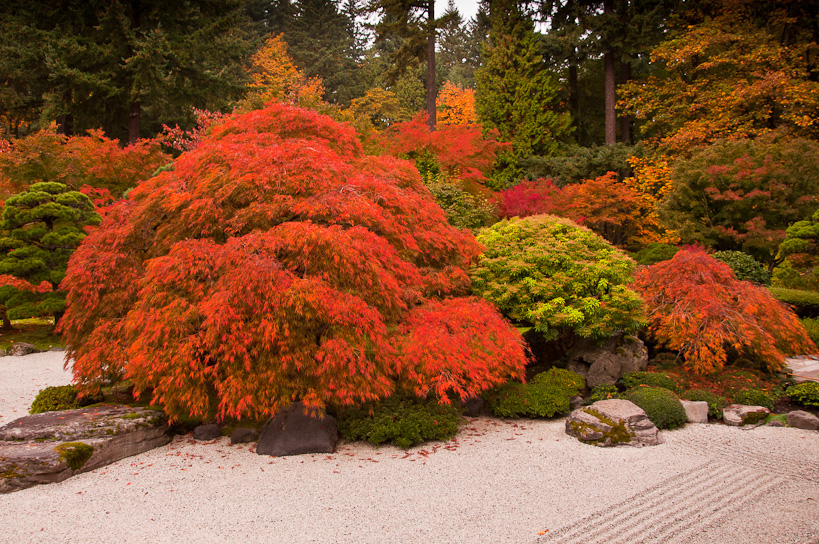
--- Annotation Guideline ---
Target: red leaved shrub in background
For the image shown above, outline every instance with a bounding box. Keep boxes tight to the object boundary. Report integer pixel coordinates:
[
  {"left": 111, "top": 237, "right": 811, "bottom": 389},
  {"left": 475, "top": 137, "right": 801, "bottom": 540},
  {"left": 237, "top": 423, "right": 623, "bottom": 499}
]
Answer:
[
  {"left": 493, "top": 178, "right": 562, "bottom": 218},
  {"left": 378, "top": 112, "right": 508, "bottom": 184},
  {"left": 633, "top": 249, "right": 815, "bottom": 374},
  {"left": 60, "top": 103, "right": 527, "bottom": 421}
]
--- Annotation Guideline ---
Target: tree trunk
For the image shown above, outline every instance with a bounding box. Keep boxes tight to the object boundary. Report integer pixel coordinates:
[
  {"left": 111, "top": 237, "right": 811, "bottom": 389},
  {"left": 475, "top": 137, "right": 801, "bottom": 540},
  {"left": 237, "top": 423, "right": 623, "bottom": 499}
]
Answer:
[
  {"left": 129, "top": 101, "right": 141, "bottom": 144},
  {"left": 1, "top": 307, "right": 13, "bottom": 331},
  {"left": 56, "top": 114, "right": 73, "bottom": 136},
  {"left": 426, "top": 0, "right": 437, "bottom": 131},
  {"left": 619, "top": 60, "right": 631, "bottom": 143},
  {"left": 569, "top": 63, "right": 579, "bottom": 128},
  {"left": 603, "top": 0, "right": 616, "bottom": 145}
]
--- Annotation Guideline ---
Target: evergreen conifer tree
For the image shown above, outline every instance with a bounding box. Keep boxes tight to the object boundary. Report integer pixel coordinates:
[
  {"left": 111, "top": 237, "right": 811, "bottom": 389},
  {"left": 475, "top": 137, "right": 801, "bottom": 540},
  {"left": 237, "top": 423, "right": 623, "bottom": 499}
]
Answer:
[{"left": 0, "top": 182, "right": 99, "bottom": 325}]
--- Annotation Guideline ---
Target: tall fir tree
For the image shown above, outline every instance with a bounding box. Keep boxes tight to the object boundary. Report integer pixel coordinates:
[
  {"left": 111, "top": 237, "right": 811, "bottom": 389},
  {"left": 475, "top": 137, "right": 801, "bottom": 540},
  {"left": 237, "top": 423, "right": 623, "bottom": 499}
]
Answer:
[
  {"left": 476, "top": 0, "right": 571, "bottom": 180},
  {"left": 0, "top": 0, "right": 255, "bottom": 142},
  {"left": 437, "top": 1, "right": 484, "bottom": 89}
]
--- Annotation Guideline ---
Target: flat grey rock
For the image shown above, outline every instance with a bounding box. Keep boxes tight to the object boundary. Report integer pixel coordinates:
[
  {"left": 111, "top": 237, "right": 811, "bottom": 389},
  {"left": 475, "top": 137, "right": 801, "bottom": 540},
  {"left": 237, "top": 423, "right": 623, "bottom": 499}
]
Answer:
[
  {"left": 787, "top": 410, "right": 819, "bottom": 430},
  {"left": 566, "top": 399, "right": 663, "bottom": 447},
  {"left": 681, "top": 400, "right": 709, "bottom": 424},
  {"left": 5, "top": 342, "right": 40, "bottom": 356},
  {"left": 723, "top": 404, "right": 770, "bottom": 426},
  {"left": 230, "top": 427, "right": 260, "bottom": 445},
  {"left": 0, "top": 405, "right": 169, "bottom": 494}
]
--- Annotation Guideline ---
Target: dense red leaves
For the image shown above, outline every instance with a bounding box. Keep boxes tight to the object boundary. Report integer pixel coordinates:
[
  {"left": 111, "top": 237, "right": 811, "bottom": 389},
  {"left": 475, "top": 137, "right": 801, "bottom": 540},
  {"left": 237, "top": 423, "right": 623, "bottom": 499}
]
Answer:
[
  {"left": 60, "top": 103, "right": 526, "bottom": 421},
  {"left": 493, "top": 178, "right": 562, "bottom": 218},
  {"left": 633, "top": 249, "right": 815, "bottom": 374},
  {"left": 396, "top": 298, "right": 527, "bottom": 403},
  {"left": 377, "top": 112, "right": 509, "bottom": 185}
]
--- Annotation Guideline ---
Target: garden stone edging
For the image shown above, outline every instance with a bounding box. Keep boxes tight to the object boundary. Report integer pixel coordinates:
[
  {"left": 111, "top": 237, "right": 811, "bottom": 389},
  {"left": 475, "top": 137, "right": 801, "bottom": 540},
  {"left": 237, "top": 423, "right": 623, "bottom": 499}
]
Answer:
[{"left": 0, "top": 405, "right": 170, "bottom": 494}]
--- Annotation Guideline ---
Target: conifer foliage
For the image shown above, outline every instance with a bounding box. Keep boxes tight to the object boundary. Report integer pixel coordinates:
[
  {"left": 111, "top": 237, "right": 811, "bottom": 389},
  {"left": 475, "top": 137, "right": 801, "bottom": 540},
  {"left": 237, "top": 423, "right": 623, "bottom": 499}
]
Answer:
[
  {"left": 0, "top": 182, "right": 99, "bottom": 321},
  {"left": 60, "top": 103, "right": 527, "bottom": 421}
]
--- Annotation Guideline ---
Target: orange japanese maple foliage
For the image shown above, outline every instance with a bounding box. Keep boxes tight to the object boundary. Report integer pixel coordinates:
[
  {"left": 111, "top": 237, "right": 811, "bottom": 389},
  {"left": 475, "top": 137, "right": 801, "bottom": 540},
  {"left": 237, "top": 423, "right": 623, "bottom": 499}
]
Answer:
[
  {"left": 633, "top": 249, "right": 815, "bottom": 374},
  {"left": 60, "top": 103, "right": 527, "bottom": 421},
  {"left": 378, "top": 112, "right": 508, "bottom": 185}
]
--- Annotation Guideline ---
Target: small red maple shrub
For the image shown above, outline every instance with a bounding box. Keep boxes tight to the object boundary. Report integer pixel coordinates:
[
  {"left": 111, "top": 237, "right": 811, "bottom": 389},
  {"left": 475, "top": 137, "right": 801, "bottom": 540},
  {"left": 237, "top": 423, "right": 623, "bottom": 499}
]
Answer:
[
  {"left": 378, "top": 112, "right": 508, "bottom": 185},
  {"left": 494, "top": 178, "right": 562, "bottom": 218},
  {"left": 60, "top": 103, "right": 527, "bottom": 421},
  {"left": 634, "top": 249, "right": 815, "bottom": 374}
]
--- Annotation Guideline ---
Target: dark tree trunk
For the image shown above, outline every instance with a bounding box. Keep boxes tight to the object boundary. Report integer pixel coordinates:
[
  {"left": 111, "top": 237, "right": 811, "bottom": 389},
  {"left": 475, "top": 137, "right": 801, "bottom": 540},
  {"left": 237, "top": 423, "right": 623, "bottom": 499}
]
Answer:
[
  {"left": 129, "top": 101, "right": 141, "bottom": 144},
  {"left": 56, "top": 114, "right": 73, "bottom": 136},
  {"left": 604, "top": 52, "right": 616, "bottom": 144},
  {"left": 569, "top": 63, "right": 579, "bottom": 128},
  {"left": 603, "top": 0, "right": 616, "bottom": 145},
  {"left": 619, "top": 60, "right": 632, "bottom": 143},
  {"left": 426, "top": 0, "right": 436, "bottom": 130},
  {"left": 1, "top": 307, "right": 13, "bottom": 331}
]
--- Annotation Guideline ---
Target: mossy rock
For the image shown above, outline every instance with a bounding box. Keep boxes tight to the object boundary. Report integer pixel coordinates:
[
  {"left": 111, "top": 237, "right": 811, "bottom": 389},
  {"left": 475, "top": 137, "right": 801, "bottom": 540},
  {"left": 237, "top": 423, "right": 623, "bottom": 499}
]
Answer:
[{"left": 54, "top": 442, "right": 94, "bottom": 471}]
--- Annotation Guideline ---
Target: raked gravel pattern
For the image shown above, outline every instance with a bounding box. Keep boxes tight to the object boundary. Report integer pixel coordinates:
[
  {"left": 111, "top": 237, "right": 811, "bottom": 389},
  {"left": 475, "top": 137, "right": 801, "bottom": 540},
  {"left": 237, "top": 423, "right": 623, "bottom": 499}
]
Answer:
[{"left": 1, "top": 352, "right": 818, "bottom": 544}]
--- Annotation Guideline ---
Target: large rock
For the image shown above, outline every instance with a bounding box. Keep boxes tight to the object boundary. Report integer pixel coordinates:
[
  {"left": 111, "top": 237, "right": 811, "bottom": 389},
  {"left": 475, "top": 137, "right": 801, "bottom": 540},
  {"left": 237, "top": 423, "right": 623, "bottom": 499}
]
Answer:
[
  {"left": 722, "top": 404, "right": 770, "bottom": 426},
  {"left": 256, "top": 401, "right": 338, "bottom": 456},
  {"left": 6, "top": 342, "right": 40, "bottom": 356},
  {"left": 566, "top": 334, "right": 648, "bottom": 388},
  {"left": 0, "top": 405, "right": 170, "bottom": 494},
  {"left": 680, "top": 400, "right": 709, "bottom": 424},
  {"left": 787, "top": 410, "right": 819, "bottom": 430},
  {"left": 193, "top": 424, "right": 221, "bottom": 441},
  {"left": 565, "top": 399, "right": 663, "bottom": 447}
]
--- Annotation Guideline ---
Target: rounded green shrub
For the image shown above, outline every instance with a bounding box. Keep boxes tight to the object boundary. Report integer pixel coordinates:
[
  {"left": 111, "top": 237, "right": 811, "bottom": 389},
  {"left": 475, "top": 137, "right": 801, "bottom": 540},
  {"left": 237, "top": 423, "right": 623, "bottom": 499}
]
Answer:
[
  {"left": 786, "top": 382, "right": 819, "bottom": 407},
  {"left": 619, "top": 371, "right": 680, "bottom": 393},
  {"left": 730, "top": 389, "right": 774, "bottom": 410},
  {"left": 713, "top": 251, "right": 770, "bottom": 284},
  {"left": 472, "top": 215, "right": 645, "bottom": 343},
  {"left": 336, "top": 396, "right": 463, "bottom": 449},
  {"left": 767, "top": 287, "right": 819, "bottom": 318},
  {"left": 533, "top": 367, "right": 585, "bottom": 395},
  {"left": 634, "top": 243, "right": 679, "bottom": 266},
  {"left": 800, "top": 318, "right": 819, "bottom": 346},
  {"left": 682, "top": 389, "right": 727, "bottom": 419},
  {"left": 625, "top": 386, "right": 687, "bottom": 430},
  {"left": 586, "top": 384, "right": 620, "bottom": 404},
  {"left": 423, "top": 175, "right": 497, "bottom": 232},
  {"left": 487, "top": 382, "right": 571, "bottom": 418},
  {"left": 30, "top": 385, "right": 80, "bottom": 414}
]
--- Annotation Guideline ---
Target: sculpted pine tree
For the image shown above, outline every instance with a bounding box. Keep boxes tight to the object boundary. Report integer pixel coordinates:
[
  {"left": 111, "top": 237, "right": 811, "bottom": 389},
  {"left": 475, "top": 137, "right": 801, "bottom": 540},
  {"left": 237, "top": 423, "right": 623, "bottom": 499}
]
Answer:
[
  {"left": 0, "top": 182, "right": 99, "bottom": 324},
  {"left": 60, "top": 103, "right": 527, "bottom": 421}
]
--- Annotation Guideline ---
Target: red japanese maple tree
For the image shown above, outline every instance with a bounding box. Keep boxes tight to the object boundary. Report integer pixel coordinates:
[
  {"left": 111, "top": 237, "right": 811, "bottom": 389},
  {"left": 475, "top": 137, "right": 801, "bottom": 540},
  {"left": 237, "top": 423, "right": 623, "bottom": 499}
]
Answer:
[
  {"left": 60, "top": 103, "right": 527, "bottom": 421},
  {"left": 634, "top": 249, "right": 815, "bottom": 374}
]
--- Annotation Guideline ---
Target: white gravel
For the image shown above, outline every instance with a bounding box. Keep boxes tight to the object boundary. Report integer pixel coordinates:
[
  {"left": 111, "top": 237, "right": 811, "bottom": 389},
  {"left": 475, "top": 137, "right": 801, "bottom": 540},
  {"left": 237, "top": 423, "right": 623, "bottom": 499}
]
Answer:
[{"left": 1, "top": 352, "right": 818, "bottom": 544}]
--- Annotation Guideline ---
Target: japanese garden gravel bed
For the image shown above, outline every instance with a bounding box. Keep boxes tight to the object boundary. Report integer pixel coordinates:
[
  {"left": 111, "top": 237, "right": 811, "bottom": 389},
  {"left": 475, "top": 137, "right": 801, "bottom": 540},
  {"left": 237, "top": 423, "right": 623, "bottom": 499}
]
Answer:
[{"left": 1, "top": 352, "right": 817, "bottom": 544}]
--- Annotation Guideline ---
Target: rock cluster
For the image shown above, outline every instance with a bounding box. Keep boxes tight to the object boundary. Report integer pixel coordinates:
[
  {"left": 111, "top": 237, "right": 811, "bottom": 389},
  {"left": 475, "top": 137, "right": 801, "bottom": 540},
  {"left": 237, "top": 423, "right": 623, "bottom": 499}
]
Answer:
[{"left": 566, "top": 334, "right": 648, "bottom": 388}]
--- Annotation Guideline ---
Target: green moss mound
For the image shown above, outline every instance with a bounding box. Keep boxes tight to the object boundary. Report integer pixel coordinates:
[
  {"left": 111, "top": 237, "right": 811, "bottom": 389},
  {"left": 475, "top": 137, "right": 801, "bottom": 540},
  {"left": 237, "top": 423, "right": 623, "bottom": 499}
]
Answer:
[
  {"left": 625, "top": 386, "right": 687, "bottom": 430},
  {"left": 337, "top": 397, "right": 463, "bottom": 449},
  {"left": 619, "top": 371, "right": 680, "bottom": 393},
  {"left": 585, "top": 384, "right": 620, "bottom": 404},
  {"left": 54, "top": 442, "right": 94, "bottom": 471},
  {"left": 730, "top": 388, "right": 775, "bottom": 410},
  {"left": 786, "top": 382, "right": 819, "bottom": 407},
  {"left": 30, "top": 385, "right": 80, "bottom": 414},
  {"left": 486, "top": 368, "right": 584, "bottom": 418},
  {"left": 682, "top": 389, "right": 727, "bottom": 419}
]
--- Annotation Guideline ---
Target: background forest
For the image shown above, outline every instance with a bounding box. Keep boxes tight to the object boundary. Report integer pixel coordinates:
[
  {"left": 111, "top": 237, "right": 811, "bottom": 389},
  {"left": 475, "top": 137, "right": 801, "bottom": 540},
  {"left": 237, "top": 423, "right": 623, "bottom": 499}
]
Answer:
[{"left": 2, "top": 0, "right": 819, "bottom": 425}]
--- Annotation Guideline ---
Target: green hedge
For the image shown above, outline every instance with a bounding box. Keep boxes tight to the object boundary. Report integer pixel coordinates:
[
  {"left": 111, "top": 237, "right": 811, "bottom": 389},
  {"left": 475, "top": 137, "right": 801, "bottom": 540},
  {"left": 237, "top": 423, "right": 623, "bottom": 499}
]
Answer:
[
  {"left": 486, "top": 368, "right": 585, "bottom": 418},
  {"left": 768, "top": 287, "right": 819, "bottom": 318},
  {"left": 786, "top": 382, "right": 819, "bottom": 408}
]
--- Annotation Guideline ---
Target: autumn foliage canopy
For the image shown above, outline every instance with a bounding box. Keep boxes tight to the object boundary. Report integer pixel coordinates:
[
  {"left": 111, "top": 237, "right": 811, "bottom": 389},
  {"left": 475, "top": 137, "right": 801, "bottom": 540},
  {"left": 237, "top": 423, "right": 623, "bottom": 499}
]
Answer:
[
  {"left": 634, "top": 249, "right": 815, "bottom": 374},
  {"left": 59, "top": 103, "right": 527, "bottom": 421}
]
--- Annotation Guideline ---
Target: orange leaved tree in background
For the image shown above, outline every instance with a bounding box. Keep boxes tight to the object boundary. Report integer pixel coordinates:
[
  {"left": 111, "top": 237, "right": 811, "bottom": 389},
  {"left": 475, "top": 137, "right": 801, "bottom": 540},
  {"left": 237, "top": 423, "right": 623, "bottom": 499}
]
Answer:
[
  {"left": 634, "top": 249, "right": 815, "bottom": 374},
  {"left": 437, "top": 82, "right": 477, "bottom": 126},
  {"left": 59, "top": 103, "right": 527, "bottom": 422}
]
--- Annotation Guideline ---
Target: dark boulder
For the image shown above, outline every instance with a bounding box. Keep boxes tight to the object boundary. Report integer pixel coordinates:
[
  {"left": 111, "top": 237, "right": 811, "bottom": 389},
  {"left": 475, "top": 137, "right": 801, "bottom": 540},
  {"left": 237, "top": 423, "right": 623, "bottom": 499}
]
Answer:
[{"left": 256, "top": 401, "right": 338, "bottom": 456}]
